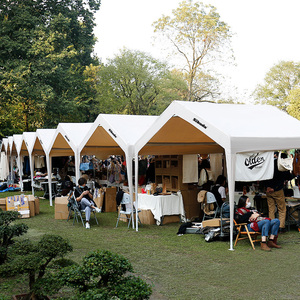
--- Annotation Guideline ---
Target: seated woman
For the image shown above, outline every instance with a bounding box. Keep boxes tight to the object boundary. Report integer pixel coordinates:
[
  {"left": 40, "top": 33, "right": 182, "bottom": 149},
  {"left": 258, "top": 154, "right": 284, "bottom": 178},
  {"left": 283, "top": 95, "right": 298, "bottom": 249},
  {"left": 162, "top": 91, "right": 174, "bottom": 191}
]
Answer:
[
  {"left": 235, "top": 195, "right": 281, "bottom": 251},
  {"left": 74, "top": 177, "right": 101, "bottom": 229}
]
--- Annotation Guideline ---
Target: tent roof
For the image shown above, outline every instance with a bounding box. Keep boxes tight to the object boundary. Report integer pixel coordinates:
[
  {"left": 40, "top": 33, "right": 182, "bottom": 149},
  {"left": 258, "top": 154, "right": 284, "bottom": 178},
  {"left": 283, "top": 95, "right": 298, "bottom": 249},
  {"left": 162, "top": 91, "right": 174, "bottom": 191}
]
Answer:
[
  {"left": 80, "top": 114, "right": 158, "bottom": 159},
  {"left": 33, "top": 129, "right": 57, "bottom": 156},
  {"left": 12, "top": 134, "right": 23, "bottom": 156},
  {"left": 1, "top": 138, "right": 8, "bottom": 153},
  {"left": 49, "top": 123, "right": 93, "bottom": 157},
  {"left": 21, "top": 132, "right": 37, "bottom": 156},
  {"left": 135, "top": 101, "right": 300, "bottom": 155},
  {"left": 8, "top": 136, "right": 13, "bottom": 155}
]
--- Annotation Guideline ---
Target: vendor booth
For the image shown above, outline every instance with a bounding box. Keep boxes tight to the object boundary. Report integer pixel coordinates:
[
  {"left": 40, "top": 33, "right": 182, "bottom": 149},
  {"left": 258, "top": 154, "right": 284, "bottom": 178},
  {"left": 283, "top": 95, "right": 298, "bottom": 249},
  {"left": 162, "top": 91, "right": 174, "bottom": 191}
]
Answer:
[{"left": 133, "top": 101, "right": 300, "bottom": 250}]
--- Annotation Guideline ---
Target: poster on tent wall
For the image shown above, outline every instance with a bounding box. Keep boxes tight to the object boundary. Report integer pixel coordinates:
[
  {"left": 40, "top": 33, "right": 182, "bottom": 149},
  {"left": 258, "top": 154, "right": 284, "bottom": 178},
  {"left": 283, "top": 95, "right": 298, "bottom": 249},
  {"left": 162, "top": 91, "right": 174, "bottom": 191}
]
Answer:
[{"left": 235, "top": 152, "right": 274, "bottom": 182}]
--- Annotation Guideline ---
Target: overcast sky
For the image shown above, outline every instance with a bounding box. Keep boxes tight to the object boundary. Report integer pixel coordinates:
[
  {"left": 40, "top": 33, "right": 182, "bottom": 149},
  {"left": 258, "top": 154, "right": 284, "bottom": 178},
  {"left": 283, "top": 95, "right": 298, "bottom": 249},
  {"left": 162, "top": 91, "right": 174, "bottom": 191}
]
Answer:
[{"left": 93, "top": 0, "right": 300, "bottom": 102}]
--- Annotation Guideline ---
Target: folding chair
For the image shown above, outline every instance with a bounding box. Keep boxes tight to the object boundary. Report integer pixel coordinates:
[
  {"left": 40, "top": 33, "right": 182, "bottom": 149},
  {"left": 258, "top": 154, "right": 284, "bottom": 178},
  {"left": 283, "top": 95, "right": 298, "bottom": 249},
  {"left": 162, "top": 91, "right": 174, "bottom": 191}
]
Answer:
[
  {"left": 202, "top": 192, "right": 220, "bottom": 221},
  {"left": 116, "top": 193, "right": 142, "bottom": 228},
  {"left": 67, "top": 190, "right": 99, "bottom": 227},
  {"left": 234, "top": 220, "right": 261, "bottom": 250}
]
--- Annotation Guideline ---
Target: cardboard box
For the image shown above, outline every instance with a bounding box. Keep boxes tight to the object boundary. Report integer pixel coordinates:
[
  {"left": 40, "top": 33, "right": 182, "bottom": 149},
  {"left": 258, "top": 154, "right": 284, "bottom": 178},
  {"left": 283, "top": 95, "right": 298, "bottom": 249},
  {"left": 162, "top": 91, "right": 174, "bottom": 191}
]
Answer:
[
  {"left": 202, "top": 218, "right": 229, "bottom": 228},
  {"left": 138, "top": 209, "right": 156, "bottom": 225},
  {"left": 26, "top": 195, "right": 39, "bottom": 216},
  {"left": 94, "top": 188, "right": 104, "bottom": 210},
  {"left": 162, "top": 215, "right": 181, "bottom": 225},
  {"left": 28, "top": 200, "right": 35, "bottom": 217},
  {"left": 5, "top": 195, "right": 30, "bottom": 218},
  {"left": 0, "top": 198, "right": 6, "bottom": 211},
  {"left": 104, "top": 187, "right": 117, "bottom": 212},
  {"left": 55, "top": 196, "right": 69, "bottom": 220}
]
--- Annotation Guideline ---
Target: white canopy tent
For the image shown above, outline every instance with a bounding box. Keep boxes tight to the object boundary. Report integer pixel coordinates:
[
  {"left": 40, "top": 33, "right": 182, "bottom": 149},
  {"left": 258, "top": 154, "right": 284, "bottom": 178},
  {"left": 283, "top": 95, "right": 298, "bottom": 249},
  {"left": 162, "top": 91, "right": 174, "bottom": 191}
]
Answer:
[
  {"left": 21, "top": 132, "right": 37, "bottom": 195},
  {"left": 7, "top": 136, "right": 14, "bottom": 181},
  {"left": 79, "top": 114, "right": 159, "bottom": 227},
  {"left": 133, "top": 101, "right": 300, "bottom": 249},
  {"left": 0, "top": 138, "right": 9, "bottom": 181},
  {"left": 12, "top": 134, "right": 24, "bottom": 190},
  {"left": 31, "top": 129, "right": 57, "bottom": 205},
  {"left": 47, "top": 123, "right": 94, "bottom": 202}
]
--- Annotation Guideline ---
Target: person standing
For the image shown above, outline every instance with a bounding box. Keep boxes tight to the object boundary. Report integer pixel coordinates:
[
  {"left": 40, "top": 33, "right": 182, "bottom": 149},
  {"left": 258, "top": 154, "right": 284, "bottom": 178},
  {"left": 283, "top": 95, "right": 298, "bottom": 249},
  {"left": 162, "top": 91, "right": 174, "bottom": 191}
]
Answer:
[{"left": 265, "top": 152, "right": 295, "bottom": 233}]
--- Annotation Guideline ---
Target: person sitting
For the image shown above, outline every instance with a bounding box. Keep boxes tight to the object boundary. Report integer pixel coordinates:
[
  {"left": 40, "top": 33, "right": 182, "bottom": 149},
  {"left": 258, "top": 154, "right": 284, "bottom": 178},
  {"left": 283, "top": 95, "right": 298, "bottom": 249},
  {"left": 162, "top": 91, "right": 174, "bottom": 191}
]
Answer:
[
  {"left": 235, "top": 195, "right": 281, "bottom": 251},
  {"left": 74, "top": 177, "right": 101, "bottom": 229},
  {"left": 211, "top": 175, "right": 229, "bottom": 217}
]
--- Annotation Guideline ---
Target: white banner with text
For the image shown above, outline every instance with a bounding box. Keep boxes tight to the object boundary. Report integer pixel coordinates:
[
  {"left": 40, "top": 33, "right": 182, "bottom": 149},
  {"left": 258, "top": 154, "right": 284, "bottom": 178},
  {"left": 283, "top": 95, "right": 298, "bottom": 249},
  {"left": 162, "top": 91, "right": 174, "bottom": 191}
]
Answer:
[{"left": 235, "top": 152, "right": 274, "bottom": 182}]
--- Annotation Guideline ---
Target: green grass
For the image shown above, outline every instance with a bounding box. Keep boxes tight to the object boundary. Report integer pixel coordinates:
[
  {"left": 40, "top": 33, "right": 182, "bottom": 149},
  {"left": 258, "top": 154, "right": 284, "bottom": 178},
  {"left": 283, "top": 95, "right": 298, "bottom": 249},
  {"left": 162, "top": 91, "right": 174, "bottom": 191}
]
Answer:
[{"left": 1, "top": 192, "right": 300, "bottom": 299}]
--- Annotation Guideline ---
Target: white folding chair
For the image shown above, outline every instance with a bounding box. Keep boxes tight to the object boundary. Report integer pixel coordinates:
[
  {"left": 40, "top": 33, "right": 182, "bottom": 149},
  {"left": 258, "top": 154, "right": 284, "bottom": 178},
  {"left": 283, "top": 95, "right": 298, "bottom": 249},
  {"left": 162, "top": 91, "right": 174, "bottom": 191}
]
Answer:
[
  {"left": 202, "top": 192, "right": 219, "bottom": 221},
  {"left": 116, "top": 193, "right": 142, "bottom": 228}
]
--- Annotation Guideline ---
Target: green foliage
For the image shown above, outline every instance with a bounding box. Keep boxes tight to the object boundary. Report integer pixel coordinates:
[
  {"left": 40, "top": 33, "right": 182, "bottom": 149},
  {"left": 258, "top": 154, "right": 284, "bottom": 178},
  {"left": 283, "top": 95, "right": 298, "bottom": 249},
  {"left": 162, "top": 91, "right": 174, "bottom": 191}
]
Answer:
[
  {"left": 287, "top": 88, "right": 300, "bottom": 119},
  {"left": 0, "top": 210, "right": 28, "bottom": 264},
  {"left": 254, "top": 61, "right": 300, "bottom": 112},
  {"left": 60, "top": 249, "right": 152, "bottom": 299},
  {"left": 153, "top": 0, "right": 233, "bottom": 101},
  {"left": 95, "top": 49, "right": 187, "bottom": 115},
  {"left": 0, "top": 234, "right": 73, "bottom": 298},
  {"left": 0, "top": 0, "right": 101, "bottom": 138}
]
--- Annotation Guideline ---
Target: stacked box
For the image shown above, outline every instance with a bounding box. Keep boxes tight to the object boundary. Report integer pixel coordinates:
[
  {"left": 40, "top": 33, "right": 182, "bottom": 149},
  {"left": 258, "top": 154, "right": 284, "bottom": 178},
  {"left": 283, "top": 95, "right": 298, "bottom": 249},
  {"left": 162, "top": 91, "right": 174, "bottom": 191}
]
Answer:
[
  {"left": 0, "top": 198, "right": 6, "bottom": 211},
  {"left": 6, "top": 195, "right": 30, "bottom": 218},
  {"left": 55, "top": 196, "right": 69, "bottom": 220}
]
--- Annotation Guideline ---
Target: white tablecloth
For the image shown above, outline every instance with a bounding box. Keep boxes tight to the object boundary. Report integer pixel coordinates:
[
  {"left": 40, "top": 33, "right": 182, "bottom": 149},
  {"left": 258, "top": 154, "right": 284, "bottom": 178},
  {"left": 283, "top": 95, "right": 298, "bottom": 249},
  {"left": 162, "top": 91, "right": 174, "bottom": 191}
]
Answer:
[{"left": 137, "top": 193, "right": 185, "bottom": 222}]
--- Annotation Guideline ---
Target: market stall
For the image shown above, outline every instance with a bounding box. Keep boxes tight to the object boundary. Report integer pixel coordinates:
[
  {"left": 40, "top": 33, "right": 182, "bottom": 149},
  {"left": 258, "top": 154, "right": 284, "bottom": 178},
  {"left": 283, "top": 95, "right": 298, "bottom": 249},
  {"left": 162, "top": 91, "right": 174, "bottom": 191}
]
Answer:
[{"left": 133, "top": 101, "right": 300, "bottom": 249}]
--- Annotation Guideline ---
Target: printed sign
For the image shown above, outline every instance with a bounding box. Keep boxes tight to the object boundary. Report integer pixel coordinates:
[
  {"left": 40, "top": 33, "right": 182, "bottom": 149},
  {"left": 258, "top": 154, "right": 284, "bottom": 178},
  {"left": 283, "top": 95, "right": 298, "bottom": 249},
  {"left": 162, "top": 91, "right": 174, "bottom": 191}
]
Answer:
[{"left": 235, "top": 152, "right": 274, "bottom": 181}]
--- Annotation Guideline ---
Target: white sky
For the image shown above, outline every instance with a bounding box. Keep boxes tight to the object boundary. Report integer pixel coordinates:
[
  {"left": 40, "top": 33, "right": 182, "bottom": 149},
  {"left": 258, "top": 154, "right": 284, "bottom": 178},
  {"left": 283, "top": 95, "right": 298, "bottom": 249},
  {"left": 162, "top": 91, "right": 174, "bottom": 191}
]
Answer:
[{"left": 93, "top": 0, "right": 300, "bottom": 102}]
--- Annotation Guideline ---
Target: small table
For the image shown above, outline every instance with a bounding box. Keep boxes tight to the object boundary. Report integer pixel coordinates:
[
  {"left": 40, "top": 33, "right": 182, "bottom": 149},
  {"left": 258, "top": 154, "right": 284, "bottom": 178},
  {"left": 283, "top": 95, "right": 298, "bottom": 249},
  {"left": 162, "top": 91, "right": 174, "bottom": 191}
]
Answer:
[
  {"left": 137, "top": 193, "right": 186, "bottom": 225},
  {"left": 40, "top": 181, "right": 58, "bottom": 199}
]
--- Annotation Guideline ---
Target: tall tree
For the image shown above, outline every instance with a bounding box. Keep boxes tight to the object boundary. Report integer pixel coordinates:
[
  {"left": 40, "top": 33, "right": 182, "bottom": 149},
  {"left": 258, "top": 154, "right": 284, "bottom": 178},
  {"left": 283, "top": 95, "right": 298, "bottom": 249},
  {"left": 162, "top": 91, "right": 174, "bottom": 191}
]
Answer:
[
  {"left": 95, "top": 49, "right": 187, "bottom": 115},
  {"left": 0, "top": 0, "right": 101, "bottom": 138},
  {"left": 254, "top": 61, "right": 300, "bottom": 112},
  {"left": 153, "top": 0, "right": 232, "bottom": 101},
  {"left": 287, "top": 88, "right": 300, "bottom": 120}
]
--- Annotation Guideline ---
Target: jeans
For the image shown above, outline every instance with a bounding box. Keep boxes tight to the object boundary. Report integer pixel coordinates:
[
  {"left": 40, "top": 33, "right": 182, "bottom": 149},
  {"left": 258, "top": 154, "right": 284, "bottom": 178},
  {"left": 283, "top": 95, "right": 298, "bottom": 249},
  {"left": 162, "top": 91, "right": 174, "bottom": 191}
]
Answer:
[
  {"left": 247, "top": 218, "right": 280, "bottom": 237},
  {"left": 80, "top": 198, "right": 94, "bottom": 222}
]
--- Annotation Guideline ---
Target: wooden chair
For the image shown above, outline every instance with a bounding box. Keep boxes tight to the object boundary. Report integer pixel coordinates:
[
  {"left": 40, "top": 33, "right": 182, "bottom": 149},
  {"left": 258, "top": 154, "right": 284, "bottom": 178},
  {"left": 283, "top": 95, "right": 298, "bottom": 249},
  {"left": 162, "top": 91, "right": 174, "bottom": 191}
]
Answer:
[{"left": 234, "top": 220, "right": 261, "bottom": 250}]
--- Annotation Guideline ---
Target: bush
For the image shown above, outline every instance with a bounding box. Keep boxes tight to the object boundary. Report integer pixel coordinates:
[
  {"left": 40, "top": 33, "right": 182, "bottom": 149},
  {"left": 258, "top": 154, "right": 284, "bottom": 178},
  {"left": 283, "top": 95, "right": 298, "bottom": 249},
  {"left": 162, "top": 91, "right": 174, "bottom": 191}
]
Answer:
[
  {"left": 60, "top": 250, "right": 152, "bottom": 299},
  {"left": 0, "top": 234, "right": 73, "bottom": 299},
  {"left": 0, "top": 210, "right": 28, "bottom": 264}
]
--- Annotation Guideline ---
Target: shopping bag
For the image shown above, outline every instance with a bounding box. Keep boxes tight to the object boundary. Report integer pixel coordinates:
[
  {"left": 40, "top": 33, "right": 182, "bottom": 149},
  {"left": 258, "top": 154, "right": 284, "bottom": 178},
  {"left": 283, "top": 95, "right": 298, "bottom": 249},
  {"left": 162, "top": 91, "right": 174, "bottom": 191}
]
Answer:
[{"left": 277, "top": 151, "right": 293, "bottom": 172}]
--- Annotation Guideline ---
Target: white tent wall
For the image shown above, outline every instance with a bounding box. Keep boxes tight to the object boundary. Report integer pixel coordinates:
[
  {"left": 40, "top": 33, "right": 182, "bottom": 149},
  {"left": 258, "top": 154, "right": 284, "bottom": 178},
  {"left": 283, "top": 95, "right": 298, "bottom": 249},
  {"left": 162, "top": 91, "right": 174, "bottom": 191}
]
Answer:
[{"left": 133, "top": 101, "right": 300, "bottom": 249}]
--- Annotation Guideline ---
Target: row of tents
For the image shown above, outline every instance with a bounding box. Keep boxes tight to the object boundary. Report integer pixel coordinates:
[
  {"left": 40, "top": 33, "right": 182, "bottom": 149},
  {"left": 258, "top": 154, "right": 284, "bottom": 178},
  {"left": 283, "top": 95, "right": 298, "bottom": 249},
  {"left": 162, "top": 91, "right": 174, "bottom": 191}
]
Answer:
[{"left": 2, "top": 100, "right": 300, "bottom": 250}]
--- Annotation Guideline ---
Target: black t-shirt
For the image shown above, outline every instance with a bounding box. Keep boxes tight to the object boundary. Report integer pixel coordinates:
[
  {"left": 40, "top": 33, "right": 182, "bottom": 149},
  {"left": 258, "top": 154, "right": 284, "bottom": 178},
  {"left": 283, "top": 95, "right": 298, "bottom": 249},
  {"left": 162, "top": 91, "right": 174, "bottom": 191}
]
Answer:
[{"left": 74, "top": 185, "right": 93, "bottom": 202}]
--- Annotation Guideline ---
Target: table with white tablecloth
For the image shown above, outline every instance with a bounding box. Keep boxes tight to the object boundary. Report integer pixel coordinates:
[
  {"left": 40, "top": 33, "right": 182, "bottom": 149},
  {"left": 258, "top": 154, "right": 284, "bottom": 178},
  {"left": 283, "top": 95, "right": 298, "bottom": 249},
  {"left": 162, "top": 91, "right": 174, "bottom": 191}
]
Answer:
[{"left": 137, "top": 192, "right": 186, "bottom": 225}]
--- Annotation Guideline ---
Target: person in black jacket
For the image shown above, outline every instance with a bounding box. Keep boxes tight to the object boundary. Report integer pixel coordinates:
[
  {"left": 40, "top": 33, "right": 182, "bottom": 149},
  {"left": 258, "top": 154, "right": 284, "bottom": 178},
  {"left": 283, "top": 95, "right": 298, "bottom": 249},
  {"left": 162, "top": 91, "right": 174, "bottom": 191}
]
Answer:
[{"left": 264, "top": 152, "right": 295, "bottom": 233}]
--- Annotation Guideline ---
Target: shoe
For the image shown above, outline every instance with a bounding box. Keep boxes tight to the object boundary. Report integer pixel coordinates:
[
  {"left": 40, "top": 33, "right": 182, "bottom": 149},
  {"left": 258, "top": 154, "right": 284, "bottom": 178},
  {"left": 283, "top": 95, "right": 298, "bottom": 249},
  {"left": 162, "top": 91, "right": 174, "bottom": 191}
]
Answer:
[
  {"left": 85, "top": 222, "right": 90, "bottom": 229},
  {"left": 267, "top": 240, "right": 282, "bottom": 249},
  {"left": 279, "top": 228, "right": 287, "bottom": 234},
  {"left": 260, "top": 242, "right": 271, "bottom": 251},
  {"left": 95, "top": 207, "right": 101, "bottom": 213}
]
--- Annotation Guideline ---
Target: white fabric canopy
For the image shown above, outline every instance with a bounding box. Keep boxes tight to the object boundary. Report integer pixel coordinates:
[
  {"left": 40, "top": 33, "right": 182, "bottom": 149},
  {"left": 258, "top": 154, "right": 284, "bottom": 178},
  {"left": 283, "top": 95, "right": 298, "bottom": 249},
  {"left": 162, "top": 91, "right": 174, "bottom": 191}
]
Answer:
[
  {"left": 48, "top": 123, "right": 94, "bottom": 202},
  {"left": 133, "top": 101, "right": 300, "bottom": 249}
]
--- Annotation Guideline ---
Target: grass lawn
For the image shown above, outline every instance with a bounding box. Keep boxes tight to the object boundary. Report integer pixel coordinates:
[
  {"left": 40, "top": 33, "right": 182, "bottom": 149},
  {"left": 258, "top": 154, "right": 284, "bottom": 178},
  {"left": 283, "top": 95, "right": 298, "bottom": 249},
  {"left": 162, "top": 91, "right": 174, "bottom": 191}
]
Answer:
[{"left": 1, "top": 191, "right": 300, "bottom": 299}]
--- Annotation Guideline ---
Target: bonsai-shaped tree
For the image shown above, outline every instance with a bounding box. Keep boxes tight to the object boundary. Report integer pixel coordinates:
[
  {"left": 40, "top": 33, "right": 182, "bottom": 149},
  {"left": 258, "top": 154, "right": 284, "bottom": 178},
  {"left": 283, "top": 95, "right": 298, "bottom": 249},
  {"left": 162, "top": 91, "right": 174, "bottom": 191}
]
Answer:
[
  {"left": 59, "top": 249, "right": 152, "bottom": 299},
  {"left": 0, "top": 209, "right": 28, "bottom": 264},
  {"left": 0, "top": 234, "right": 73, "bottom": 299}
]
